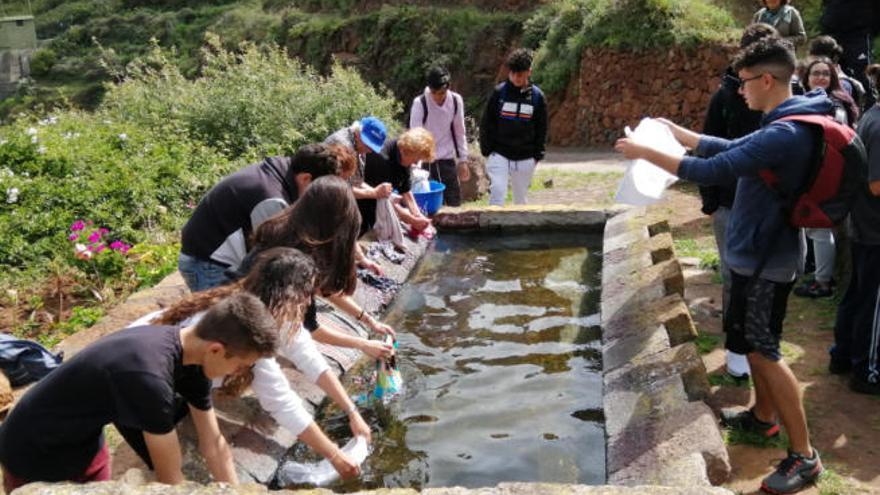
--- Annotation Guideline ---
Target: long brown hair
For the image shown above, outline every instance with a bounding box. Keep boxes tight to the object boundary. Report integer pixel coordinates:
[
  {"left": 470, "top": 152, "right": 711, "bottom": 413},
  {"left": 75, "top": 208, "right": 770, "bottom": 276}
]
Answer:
[
  {"left": 802, "top": 57, "right": 859, "bottom": 125},
  {"left": 155, "top": 247, "right": 317, "bottom": 395},
  {"left": 251, "top": 175, "right": 360, "bottom": 296}
]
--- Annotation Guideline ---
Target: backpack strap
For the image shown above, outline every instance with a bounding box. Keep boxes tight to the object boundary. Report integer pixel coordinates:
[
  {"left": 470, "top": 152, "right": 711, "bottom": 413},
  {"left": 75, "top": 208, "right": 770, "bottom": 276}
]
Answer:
[
  {"left": 420, "top": 94, "right": 428, "bottom": 126},
  {"left": 450, "top": 93, "right": 460, "bottom": 159}
]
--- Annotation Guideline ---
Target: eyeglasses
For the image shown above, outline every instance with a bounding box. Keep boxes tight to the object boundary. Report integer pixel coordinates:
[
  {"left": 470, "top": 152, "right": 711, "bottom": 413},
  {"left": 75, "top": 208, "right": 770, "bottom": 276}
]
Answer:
[
  {"left": 738, "top": 74, "right": 765, "bottom": 89},
  {"left": 809, "top": 70, "right": 832, "bottom": 78}
]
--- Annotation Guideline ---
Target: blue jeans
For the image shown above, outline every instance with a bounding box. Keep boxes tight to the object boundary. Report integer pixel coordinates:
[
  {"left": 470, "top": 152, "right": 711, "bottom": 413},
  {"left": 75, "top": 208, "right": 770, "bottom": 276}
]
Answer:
[{"left": 178, "top": 253, "right": 230, "bottom": 292}]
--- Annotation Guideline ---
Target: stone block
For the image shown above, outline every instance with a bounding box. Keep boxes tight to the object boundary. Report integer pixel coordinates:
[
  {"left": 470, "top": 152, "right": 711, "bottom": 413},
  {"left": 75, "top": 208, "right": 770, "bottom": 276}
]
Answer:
[
  {"left": 605, "top": 343, "right": 710, "bottom": 402},
  {"left": 606, "top": 401, "right": 731, "bottom": 486},
  {"left": 602, "top": 324, "right": 671, "bottom": 372},
  {"left": 476, "top": 207, "right": 606, "bottom": 231},
  {"left": 602, "top": 294, "right": 696, "bottom": 346},
  {"left": 434, "top": 209, "right": 481, "bottom": 230},
  {"left": 601, "top": 260, "right": 684, "bottom": 318},
  {"left": 603, "top": 373, "right": 689, "bottom": 440}
]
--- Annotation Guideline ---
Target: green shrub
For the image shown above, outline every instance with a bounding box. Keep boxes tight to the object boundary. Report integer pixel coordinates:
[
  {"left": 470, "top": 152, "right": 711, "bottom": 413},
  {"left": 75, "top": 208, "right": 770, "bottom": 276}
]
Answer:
[
  {"left": 102, "top": 36, "right": 401, "bottom": 160},
  {"left": 29, "top": 48, "right": 57, "bottom": 78}
]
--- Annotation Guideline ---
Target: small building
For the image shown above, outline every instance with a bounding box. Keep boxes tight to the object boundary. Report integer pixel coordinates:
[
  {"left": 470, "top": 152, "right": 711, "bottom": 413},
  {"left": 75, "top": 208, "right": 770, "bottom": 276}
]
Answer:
[{"left": 0, "top": 15, "right": 36, "bottom": 98}]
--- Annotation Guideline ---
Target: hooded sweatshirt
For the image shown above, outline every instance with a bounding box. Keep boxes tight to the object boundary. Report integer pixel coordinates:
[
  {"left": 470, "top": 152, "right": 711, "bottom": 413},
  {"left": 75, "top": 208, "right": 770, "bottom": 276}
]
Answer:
[
  {"left": 479, "top": 80, "right": 548, "bottom": 161},
  {"left": 678, "top": 92, "right": 834, "bottom": 282}
]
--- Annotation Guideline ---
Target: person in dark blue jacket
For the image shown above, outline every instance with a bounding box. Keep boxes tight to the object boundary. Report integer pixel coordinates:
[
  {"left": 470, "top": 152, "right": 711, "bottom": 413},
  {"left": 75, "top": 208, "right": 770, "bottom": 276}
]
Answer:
[
  {"left": 616, "top": 38, "right": 826, "bottom": 494},
  {"left": 701, "top": 23, "right": 779, "bottom": 380},
  {"left": 479, "top": 48, "right": 548, "bottom": 206}
]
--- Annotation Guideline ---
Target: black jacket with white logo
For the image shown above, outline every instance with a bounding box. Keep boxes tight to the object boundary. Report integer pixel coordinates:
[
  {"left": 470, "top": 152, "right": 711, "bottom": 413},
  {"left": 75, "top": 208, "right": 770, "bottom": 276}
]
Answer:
[{"left": 480, "top": 81, "right": 548, "bottom": 161}]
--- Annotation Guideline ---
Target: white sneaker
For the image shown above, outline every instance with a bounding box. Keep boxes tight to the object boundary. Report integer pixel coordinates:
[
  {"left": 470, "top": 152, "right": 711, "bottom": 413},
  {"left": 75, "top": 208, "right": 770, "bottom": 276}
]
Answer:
[{"left": 726, "top": 351, "right": 750, "bottom": 378}]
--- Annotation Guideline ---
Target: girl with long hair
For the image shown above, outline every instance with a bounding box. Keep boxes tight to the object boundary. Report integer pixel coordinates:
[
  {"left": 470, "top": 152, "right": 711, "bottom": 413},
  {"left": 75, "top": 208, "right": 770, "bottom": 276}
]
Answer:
[{"left": 247, "top": 175, "right": 395, "bottom": 359}]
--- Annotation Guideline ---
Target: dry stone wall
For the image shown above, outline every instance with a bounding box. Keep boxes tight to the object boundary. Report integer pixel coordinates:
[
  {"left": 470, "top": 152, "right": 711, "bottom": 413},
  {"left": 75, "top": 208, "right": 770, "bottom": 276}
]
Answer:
[{"left": 549, "top": 45, "right": 738, "bottom": 146}]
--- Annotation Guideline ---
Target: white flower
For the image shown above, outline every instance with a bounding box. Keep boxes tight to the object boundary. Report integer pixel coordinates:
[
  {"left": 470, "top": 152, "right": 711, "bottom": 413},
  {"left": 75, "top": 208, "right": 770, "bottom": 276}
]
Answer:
[
  {"left": 36, "top": 146, "right": 46, "bottom": 154},
  {"left": 118, "top": 133, "right": 128, "bottom": 141},
  {"left": 0, "top": 139, "right": 7, "bottom": 146},
  {"left": 38, "top": 116, "right": 57, "bottom": 126},
  {"left": 74, "top": 243, "right": 93, "bottom": 260},
  {"left": 30, "top": 136, "right": 38, "bottom": 144},
  {"left": 1, "top": 168, "right": 12, "bottom": 177},
  {"left": 6, "top": 187, "right": 19, "bottom": 204},
  {"left": 25, "top": 127, "right": 37, "bottom": 136}
]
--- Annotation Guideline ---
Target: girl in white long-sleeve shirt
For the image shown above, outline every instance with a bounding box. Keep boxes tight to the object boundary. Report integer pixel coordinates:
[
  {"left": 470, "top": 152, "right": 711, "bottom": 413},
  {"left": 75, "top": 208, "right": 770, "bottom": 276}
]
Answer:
[{"left": 135, "top": 247, "right": 367, "bottom": 479}]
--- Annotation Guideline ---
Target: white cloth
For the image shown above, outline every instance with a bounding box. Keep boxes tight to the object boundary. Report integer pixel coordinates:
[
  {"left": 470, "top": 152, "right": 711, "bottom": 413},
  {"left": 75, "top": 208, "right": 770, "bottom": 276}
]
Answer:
[
  {"left": 374, "top": 197, "right": 404, "bottom": 247},
  {"left": 486, "top": 152, "right": 536, "bottom": 206},
  {"left": 127, "top": 310, "right": 330, "bottom": 437},
  {"left": 277, "top": 436, "right": 370, "bottom": 487},
  {"left": 615, "top": 118, "right": 684, "bottom": 205}
]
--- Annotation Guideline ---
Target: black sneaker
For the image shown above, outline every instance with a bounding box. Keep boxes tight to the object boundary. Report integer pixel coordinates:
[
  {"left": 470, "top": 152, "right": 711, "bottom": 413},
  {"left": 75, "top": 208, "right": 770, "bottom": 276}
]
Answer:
[
  {"left": 793, "top": 281, "right": 833, "bottom": 298},
  {"left": 720, "top": 408, "right": 780, "bottom": 437},
  {"left": 849, "top": 375, "right": 880, "bottom": 395},
  {"left": 761, "top": 449, "right": 823, "bottom": 494}
]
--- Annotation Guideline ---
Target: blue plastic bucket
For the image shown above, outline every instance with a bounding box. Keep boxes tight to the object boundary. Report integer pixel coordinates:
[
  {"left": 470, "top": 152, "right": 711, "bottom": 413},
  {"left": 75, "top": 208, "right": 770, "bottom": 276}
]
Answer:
[{"left": 412, "top": 180, "right": 446, "bottom": 215}]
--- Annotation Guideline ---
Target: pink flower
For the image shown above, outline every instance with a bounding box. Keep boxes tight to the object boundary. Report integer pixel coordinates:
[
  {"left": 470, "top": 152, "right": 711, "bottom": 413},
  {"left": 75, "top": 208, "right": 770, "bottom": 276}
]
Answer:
[
  {"left": 70, "top": 220, "right": 85, "bottom": 231},
  {"left": 109, "top": 240, "right": 130, "bottom": 253},
  {"left": 87, "top": 231, "right": 102, "bottom": 243},
  {"left": 68, "top": 233, "right": 78, "bottom": 241},
  {"left": 94, "top": 244, "right": 106, "bottom": 253},
  {"left": 99, "top": 228, "right": 110, "bottom": 235}
]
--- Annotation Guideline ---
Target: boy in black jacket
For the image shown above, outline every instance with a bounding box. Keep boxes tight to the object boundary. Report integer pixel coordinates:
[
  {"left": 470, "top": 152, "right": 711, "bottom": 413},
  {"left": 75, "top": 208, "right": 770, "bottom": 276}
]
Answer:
[{"left": 480, "top": 49, "right": 548, "bottom": 206}]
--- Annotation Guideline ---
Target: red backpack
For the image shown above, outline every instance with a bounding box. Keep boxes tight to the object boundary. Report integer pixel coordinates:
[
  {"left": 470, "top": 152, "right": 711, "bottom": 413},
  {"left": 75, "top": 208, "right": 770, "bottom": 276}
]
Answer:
[{"left": 758, "top": 114, "right": 868, "bottom": 228}]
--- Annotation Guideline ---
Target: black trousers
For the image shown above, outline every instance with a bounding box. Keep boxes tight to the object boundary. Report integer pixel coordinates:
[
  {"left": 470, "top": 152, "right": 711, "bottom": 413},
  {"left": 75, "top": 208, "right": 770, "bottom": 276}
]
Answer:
[
  {"left": 422, "top": 159, "right": 462, "bottom": 207},
  {"left": 830, "top": 30, "right": 876, "bottom": 109},
  {"left": 832, "top": 242, "right": 880, "bottom": 383}
]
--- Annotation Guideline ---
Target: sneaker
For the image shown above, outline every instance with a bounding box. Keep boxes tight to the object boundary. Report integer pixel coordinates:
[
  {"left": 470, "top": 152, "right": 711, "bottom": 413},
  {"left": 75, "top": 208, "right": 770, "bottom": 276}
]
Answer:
[
  {"left": 761, "top": 449, "right": 823, "bottom": 494},
  {"left": 720, "top": 408, "right": 780, "bottom": 437},
  {"left": 849, "top": 375, "right": 880, "bottom": 395},
  {"left": 793, "top": 281, "right": 833, "bottom": 298}
]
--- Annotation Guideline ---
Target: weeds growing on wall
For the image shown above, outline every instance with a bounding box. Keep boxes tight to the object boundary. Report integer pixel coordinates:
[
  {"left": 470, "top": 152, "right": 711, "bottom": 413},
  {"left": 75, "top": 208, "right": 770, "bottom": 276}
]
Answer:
[{"left": 526, "top": 0, "right": 739, "bottom": 94}]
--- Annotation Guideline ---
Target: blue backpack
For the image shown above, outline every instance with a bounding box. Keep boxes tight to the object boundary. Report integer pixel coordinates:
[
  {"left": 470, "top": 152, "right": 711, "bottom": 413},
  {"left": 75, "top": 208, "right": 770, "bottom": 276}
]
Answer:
[{"left": 0, "top": 334, "right": 63, "bottom": 387}]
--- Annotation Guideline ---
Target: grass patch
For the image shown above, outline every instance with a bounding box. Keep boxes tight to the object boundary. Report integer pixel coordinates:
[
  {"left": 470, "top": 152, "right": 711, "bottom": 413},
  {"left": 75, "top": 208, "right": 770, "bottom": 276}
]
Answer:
[
  {"left": 708, "top": 373, "right": 752, "bottom": 388},
  {"left": 672, "top": 237, "right": 720, "bottom": 271},
  {"left": 780, "top": 341, "right": 806, "bottom": 364},
  {"left": 723, "top": 426, "right": 789, "bottom": 450},
  {"left": 817, "top": 467, "right": 868, "bottom": 495},
  {"left": 460, "top": 169, "right": 622, "bottom": 207},
  {"left": 694, "top": 333, "right": 721, "bottom": 355}
]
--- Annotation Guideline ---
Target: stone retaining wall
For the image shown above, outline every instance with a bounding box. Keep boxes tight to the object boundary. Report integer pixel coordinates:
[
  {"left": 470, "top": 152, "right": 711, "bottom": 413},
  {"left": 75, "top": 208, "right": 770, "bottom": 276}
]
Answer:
[
  {"left": 549, "top": 45, "right": 738, "bottom": 146},
  {"left": 601, "top": 207, "right": 730, "bottom": 486}
]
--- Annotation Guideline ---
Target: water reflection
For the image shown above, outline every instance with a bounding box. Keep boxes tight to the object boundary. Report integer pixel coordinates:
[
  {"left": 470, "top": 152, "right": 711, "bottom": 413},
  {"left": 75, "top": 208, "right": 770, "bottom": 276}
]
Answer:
[{"left": 281, "top": 232, "right": 604, "bottom": 491}]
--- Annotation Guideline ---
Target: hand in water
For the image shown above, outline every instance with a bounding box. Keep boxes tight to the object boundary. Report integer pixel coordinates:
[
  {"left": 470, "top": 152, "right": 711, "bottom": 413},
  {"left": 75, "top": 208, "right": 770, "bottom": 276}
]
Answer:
[
  {"left": 330, "top": 450, "right": 361, "bottom": 480},
  {"left": 411, "top": 216, "right": 431, "bottom": 231}
]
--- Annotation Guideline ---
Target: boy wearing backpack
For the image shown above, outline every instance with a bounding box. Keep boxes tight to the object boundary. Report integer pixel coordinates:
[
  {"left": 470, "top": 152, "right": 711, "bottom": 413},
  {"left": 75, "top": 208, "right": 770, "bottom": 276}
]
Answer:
[
  {"left": 480, "top": 49, "right": 548, "bottom": 206},
  {"left": 616, "top": 38, "right": 829, "bottom": 494},
  {"left": 409, "top": 66, "right": 469, "bottom": 207}
]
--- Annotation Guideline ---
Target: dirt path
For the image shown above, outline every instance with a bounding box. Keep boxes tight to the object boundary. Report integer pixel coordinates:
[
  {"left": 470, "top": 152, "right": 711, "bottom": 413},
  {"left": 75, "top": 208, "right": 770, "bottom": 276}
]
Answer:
[{"left": 538, "top": 149, "right": 880, "bottom": 494}]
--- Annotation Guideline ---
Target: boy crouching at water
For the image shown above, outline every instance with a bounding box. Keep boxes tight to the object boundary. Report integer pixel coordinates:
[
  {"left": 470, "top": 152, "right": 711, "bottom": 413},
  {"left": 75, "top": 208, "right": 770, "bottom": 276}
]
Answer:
[{"left": 0, "top": 293, "right": 278, "bottom": 490}]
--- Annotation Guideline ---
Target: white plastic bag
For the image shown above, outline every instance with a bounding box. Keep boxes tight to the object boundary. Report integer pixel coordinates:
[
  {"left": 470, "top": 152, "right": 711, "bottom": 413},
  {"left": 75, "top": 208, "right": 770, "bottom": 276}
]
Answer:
[
  {"left": 411, "top": 168, "right": 430, "bottom": 193},
  {"left": 615, "top": 118, "right": 685, "bottom": 206},
  {"left": 276, "top": 436, "right": 370, "bottom": 487}
]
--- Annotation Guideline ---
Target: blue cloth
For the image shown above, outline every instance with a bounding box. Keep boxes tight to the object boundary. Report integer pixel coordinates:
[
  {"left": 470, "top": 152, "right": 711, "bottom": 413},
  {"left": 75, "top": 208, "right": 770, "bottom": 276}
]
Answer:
[
  {"left": 0, "top": 334, "right": 63, "bottom": 387},
  {"left": 177, "top": 253, "right": 230, "bottom": 292},
  {"left": 678, "top": 91, "right": 834, "bottom": 282}
]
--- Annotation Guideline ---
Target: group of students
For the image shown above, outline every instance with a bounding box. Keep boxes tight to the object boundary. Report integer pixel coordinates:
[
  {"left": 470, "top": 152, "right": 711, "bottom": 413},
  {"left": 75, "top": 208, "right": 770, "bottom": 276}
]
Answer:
[
  {"left": 0, "top": 45, "right": 555, "bottom": 490},
  {"left": 617, "top": 21, "right": 880, "bottom": 495}
]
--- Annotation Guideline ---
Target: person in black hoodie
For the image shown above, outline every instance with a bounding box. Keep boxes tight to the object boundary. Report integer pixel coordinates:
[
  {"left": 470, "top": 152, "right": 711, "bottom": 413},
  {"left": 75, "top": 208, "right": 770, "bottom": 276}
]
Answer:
[
  {"left": 700, "top": 23, "right": 778, "bottom": 380},
  {"left": 820, "top": 0, "right": 877, "bottom": 108},
  {"left": 179, "top": 144, "right": 352, "bottom": 292},
  {"left": 480, "top": 48, "right": 548, "bottom": 206}
]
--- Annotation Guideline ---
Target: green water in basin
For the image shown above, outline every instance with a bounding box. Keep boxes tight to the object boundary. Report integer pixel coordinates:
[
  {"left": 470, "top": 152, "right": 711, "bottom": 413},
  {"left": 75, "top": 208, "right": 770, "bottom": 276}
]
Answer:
[{"left": 286, "top": 232, "right": 605, "bottom": 491}]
